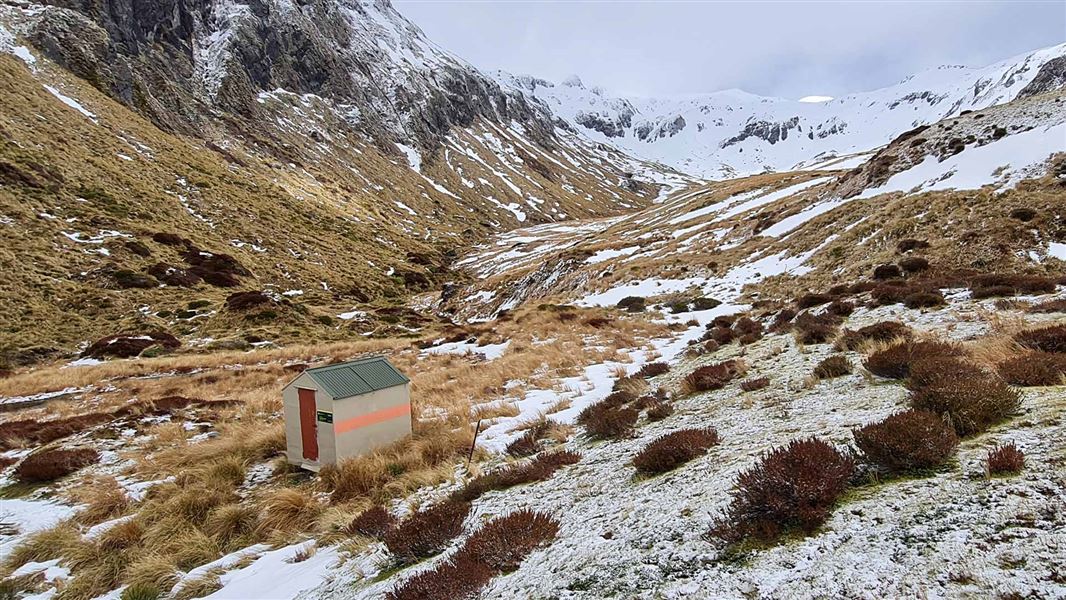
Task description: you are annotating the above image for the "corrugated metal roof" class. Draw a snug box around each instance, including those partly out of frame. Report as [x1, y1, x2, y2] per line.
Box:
[304, 356, 409, 400]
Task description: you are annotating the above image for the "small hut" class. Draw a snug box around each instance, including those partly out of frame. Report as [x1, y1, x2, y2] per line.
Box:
[283, 356, 411, 471]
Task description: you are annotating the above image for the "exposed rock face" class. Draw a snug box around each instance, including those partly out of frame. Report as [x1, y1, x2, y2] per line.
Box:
[721, 117, 800, 147]
[1018, 56, 1066, 99]
[24, 0, 555, 149]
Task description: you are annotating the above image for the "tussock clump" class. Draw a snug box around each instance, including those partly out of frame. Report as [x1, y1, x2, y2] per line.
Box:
[383, 501, 471, 564]
[898, 256, 930, 273]
[813, 355, 851, 379]
[896, 239, 930, 253]
[836, 321, 911, 351]
[873, 264, 903, 280]
[633, 428, 719, 475]
[682, 360, 745, 394]
[709, 438, 854, 544]
[796, 293, 833, 309]
[385, 552, 494, 600]
[645, 402, 674, 421]
[1027, 299, 1066, 313]
[908, 375, 1021, 437]
[346, 506, 396, 539]
[576, 400, 638, 440]
[616, 296, 646, 313]
[636, 362, 670, 378]
[257, 488, 323, 535]
[451, 451, 580, 503]
[459, 509, 560, 572]
[15, 448, 100, 483]
[864, 340, 964, 379]
[770, 308, 796, 332]
[853, 410, 958, 473]
[970, 274, 1056, 299]
[740, 377, 770, 392]
[1014, 324, 1066, 354]
[704, 326, 735, 346]
[987, 443, 1025, 475]
[733, 317, 764, 344]
[204, 504, 259, 550]
[825, 300, 854, 317]
[903, 290, 945, 309]
[997, 352, 1066, 386]
[793, 312, 841, 345]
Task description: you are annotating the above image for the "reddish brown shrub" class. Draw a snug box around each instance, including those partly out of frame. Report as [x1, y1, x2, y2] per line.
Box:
[452, 451, 580, 503]
[385, 552, 494, 600]
[576, 401, 638, 439]
[459, 509, 559, 572]
[796, 293, 833, 309]
[147, 262, 201, 287]
[1027, 299, 1066, 314]
[740, 377, 770, 392]
[970, 274, 1056, 298]
[616, 296, 646, 313]
[633, 428, 719, 475]
[836, 321, 911, 350]
[505, 430, 542, 458]
[602, 389, 636, 406]
[997, 352, 1066, 386]
[15, 448, 100, 483]
[770, 308, 796, 332]
[383, 501, 471, 564]
[903, 290, 945, 309]
[346, 506, 396, 539]
[1008, 207, 1038, 222]
[0, 456, 16, 470]
[899, 256, 930, 273]
[853, 410, 958, 473]
[870, 282, 911, 306]
[906, 357, 986, 391]
[864, 340, 964, 379]
[987, 443, 1025, 475]
[896, 239, 930, 253]
[873, 264, 903, 280]
[709, 438, 854, 544]
[81, 331, 180, 359]
[848, 281, 879, 294]
[793, 312, 841, 344]
[908, 376, 1021, 437]
[712, 315, 737, 329]
[682, 360, 744, 394]
[704, 326, 735, 345]
[825, 300, 855, 317]
[225, 291, 274, 311]
[1014, 324, 1066, 354]
[636, 362, 670, 378]
[584, 316, 612, 328]
[971, 285, 1016, 299]
[645, 402, 674, 421]
[813, 355, 851, 379]
[152, 232, 187, 246]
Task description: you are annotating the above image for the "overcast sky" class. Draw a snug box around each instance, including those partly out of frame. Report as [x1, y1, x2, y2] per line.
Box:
[395, 1, 1066, 99]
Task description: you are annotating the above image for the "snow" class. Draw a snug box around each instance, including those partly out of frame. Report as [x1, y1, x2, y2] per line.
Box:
[395, 143, 422, 173]
[201, 543, 339, 600]
[337, 309, 367, 321]
[64, 357, 105, 368]
[423, 340, 510, 361]
[1048, 242, 1066, 261]
[798, 95, 834, 103]
[859, 122, 1066, 198]
[760, 196, 858, 237]
[0, 499, 78, 556]
[43, 86, 97, 122]
[586, 246, 640, 264]
[393, 201, 417, 216]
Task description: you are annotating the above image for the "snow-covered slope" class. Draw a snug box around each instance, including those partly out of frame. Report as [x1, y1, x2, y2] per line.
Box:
[496, 43, 1066, 178]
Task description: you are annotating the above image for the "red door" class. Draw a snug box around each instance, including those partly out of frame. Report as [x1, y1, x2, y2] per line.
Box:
[298, 388, 318, 461]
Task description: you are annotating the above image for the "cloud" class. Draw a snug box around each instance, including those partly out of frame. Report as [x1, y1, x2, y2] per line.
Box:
[395, 0, 1065, 99]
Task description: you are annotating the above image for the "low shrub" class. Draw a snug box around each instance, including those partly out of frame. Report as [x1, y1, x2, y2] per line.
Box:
[970, 274, 1056, 298]
[15, 448, 100, 483]
[383, 501, 471, 564]
[451, 451, 580, 502]
[693, 297, 722, 311]
[864, 340, 964, 379]
[1014, 324, 1066, 354]
[896, 239, 930, 253]
[813, 355, 851, 379]
[836, 321, 911, 351]
[997, 352, 1066, 386]
[987, 443, 1025, 475]
[853, 410, 958, 473]
[770, 308, 796, 332]
[616, 296, 646, 313]
[796, 293, 833, 309]
[825, 300, 854, 317]
[385, 552, 494, 600]
[709, 438, 854, 544]
[908, 376, 1021, 437]
[576, 400, 638, 440]
[873, 264, 902, 280]
[793, 312, 841, 345]
[704, 326, 735, 345]
[740, 377, 770, 392]
[645, 402, 674, 421]
[1027, 299, 1066, 313]
[459, 509, 559, 572]
[1008, 207, 1037, 222]
[903, 290, 945, 309]
[633, 428, 719, 475]
[711, 315, 737, 328]
[906, 357, 986, 391]
[682, 360, 745, 394]
[898, 256, 930, 273]
[636, 362, 670, 378]
[346, 506, 396, 539]
[869, 282, 911, 306]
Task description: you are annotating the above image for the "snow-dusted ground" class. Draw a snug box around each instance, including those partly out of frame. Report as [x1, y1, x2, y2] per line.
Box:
[305, 292, 1066, 599]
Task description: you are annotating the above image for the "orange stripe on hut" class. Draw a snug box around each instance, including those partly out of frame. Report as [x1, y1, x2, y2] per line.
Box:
[334, 403, 411, 434]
